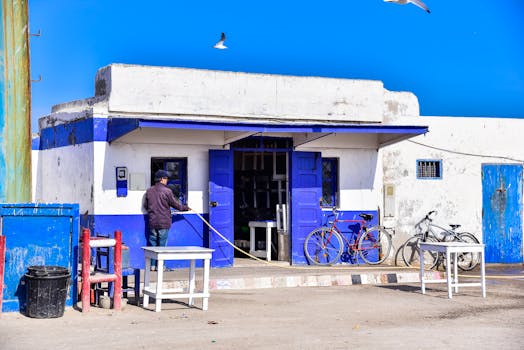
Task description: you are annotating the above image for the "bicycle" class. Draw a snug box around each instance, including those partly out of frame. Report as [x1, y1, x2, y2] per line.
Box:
[401, 210, 480, 271]
[303, 208, 394, 265]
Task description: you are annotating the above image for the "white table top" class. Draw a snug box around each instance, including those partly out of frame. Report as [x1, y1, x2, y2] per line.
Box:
[248, 220, 277, 227]
[142, 246, 215, 254]
[419, 241, 484, 248]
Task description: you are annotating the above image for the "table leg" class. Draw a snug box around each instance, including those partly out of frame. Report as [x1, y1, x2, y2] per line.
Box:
[266, 226, 271, 261]
[250, 226, 255, 254]
[446, 250, 452, 299]
[420, 246, 426, 294]
[188, 259, 196, 307]
[480, 251, 486, 298]
[203, 258, 210, 311]
[143, 257, 151, 307]
[155, 259, 164, 312]
[453, 252, 459, 293]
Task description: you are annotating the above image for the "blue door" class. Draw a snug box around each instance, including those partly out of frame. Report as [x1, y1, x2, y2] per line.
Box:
[209, 150, 234, 267]
[290, 151, 322, 265]
[482, 164, 523, 263]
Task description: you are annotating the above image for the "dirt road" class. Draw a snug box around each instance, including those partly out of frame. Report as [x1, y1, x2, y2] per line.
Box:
[1, 279, 523, 350]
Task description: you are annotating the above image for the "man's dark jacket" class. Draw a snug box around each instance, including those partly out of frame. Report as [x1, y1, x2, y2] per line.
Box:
[144, 183, 188, 229]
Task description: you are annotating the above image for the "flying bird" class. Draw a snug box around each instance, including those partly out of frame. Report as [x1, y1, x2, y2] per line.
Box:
[213, 32, 227, 49]
[384, 0, 430, 13]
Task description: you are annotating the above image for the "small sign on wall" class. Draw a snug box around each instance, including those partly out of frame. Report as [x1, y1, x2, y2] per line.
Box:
[384, 183, 395, 217]
[116, 167, 128, 197]
[129, 173, 146, 191]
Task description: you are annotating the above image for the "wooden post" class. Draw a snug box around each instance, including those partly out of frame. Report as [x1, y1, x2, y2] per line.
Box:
[81, 228, 91, 312]
[113, 230, 122, 310]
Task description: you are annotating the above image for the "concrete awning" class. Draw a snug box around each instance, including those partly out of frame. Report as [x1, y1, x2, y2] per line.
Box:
[107, 118, 428, 149]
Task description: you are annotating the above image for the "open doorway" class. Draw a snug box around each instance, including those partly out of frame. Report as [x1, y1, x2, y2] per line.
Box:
[232, 137, 291, 261]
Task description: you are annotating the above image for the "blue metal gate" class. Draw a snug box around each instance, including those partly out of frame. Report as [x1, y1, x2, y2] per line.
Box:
[482, 164, 523, 263]
[208, 150, 234, 267]
[290, 152, 322, 265]
[1, 203, 79, 312]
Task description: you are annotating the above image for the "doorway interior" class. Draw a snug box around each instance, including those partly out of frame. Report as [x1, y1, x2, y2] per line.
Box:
[232, 136, 291, 261]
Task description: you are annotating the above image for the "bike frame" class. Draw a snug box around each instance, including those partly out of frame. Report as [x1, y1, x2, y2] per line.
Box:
[406, 210, 480, 271]
[326, 211, 371, 252]
[418, 216, 462, 242]
[304, 208, 393, 265]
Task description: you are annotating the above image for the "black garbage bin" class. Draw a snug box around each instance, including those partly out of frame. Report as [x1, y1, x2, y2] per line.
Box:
[24, 265, 70, 318]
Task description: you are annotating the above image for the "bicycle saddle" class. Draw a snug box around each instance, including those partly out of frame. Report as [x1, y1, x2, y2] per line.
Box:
[359, 213, 373, 221]
[449, 224, 461, 230]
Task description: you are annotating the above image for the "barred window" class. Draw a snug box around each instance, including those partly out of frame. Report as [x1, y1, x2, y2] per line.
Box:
[417, 160, 442, 179]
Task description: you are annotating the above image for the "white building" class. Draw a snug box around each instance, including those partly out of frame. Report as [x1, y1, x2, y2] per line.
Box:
[380, 115, 524, 264]
[43, 63, 518, 269]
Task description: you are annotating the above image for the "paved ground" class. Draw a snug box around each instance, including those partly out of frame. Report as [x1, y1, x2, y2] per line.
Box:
[1, 262, 523, 350]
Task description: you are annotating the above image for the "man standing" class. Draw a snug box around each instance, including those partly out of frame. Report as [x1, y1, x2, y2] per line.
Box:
[144, 169, 189, 270]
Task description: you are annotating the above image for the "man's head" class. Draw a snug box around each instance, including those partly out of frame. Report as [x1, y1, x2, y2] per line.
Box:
[154, 170, 169, 183]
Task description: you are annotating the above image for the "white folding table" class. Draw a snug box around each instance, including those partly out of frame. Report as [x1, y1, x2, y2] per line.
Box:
[419, 241, 486, 299]
[142, 246, 214, 312]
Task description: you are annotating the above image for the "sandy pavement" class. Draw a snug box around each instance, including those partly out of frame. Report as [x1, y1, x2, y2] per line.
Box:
[1, 278, 523, 350]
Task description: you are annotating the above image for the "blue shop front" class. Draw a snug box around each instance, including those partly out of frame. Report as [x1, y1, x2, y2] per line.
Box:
[33, 64, 428, 270]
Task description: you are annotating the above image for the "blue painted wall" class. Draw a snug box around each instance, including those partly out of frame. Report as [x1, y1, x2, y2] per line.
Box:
[82, 213, 209, 269]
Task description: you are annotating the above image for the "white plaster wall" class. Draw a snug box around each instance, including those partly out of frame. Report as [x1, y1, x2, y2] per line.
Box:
[99, 64, 385, 123]
[93, 141, 211, 215]
[381, 116, 524, 244]
[31, 148, 38, 202]
[321, 149, 381, 211]
[383, 90, 420, 121]
[35, 64, 427, 225]
[34, 143, 94, 213]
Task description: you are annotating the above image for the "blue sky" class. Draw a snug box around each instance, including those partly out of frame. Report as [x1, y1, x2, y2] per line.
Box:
[29, 1, 524, 131]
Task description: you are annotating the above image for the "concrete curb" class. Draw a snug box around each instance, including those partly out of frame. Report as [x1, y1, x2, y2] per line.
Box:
[151, 270, 446, 292]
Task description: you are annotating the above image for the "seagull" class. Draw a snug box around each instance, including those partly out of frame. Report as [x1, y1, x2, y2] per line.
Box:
[213, 32, 227, 49]
[384, 0, 431, 13]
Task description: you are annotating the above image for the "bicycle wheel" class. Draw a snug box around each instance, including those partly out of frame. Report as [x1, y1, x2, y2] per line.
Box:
[456, 232, 481, 271]
[401, 234, 439, 269]
[304, 227, 343, 265]
[357, 227, 392, 265]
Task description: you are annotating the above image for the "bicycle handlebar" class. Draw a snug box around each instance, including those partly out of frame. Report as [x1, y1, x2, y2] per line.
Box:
[414, 210, 437, 229]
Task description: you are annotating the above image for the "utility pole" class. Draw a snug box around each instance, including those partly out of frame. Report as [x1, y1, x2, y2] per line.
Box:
[0, 0, 32, 202]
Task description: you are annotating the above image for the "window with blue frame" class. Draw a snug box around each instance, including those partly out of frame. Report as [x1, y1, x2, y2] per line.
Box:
[322, 158, 339, 207]
[417, 159, 442, 179]
[151, 157, 188, 204]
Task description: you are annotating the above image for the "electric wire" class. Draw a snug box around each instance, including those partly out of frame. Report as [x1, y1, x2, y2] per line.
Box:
[408, 139, 524, 163]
